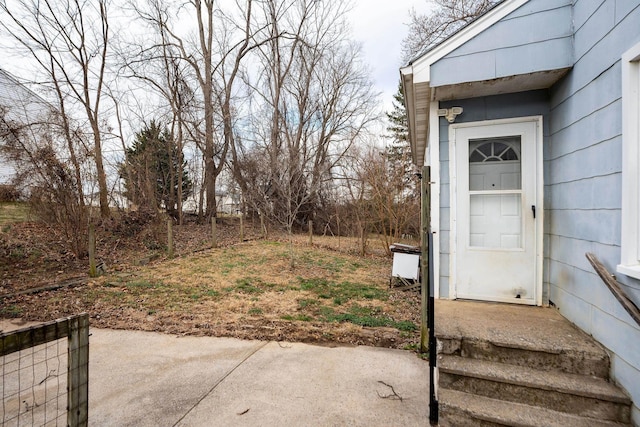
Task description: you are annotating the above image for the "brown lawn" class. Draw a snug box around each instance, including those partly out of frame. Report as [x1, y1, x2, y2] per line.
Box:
[1, 223, 421, 349]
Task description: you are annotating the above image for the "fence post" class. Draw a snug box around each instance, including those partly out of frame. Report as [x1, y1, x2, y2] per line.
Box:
[308, 220, 313, 245]
[68, 314, 89, 427]
[240, 215, 244, 242]
[211, 217, 217, 248]
[88, 223, 96, 278]
[167, 219, 174, 258]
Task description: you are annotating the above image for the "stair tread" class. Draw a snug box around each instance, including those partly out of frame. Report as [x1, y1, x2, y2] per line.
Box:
[439, 389, 630, 427]
[436, 333, 608, 357]
[439, 355, 631, 404]
[435, 300, 609, 358]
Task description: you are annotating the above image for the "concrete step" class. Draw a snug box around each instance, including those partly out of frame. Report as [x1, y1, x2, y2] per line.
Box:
[435, 300, 612, 378]
[438, 336, 610, 378]
[439, 355, 631, 423]
[438, 389, 631, 427]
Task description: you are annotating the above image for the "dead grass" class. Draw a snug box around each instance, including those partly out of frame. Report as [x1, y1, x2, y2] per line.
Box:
[0, 202, 31, 228]
[1, 238, 421, 349]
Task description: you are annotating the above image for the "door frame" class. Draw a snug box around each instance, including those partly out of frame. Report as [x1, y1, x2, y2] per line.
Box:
[448, 116, 544, 306]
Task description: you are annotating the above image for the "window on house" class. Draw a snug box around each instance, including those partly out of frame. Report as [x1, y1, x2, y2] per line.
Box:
[469, 138, 520, 163]
[618, 42, 640, 280]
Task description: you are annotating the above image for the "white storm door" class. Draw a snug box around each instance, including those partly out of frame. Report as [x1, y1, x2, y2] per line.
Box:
[453, 120, 540, 305]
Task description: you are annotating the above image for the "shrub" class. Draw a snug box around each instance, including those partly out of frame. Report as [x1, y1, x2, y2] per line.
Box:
[0, 185, 21, 202]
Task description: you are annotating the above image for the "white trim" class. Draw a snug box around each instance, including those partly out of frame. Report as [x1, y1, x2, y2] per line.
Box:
[404, 0, 529, 84]
[449, 116, 544, 305]
[618, 41, 640, 280]
[429, 101, 441, 299]
[535, 118, 544, 306]
[449, 124, 458, 300]
[618, 265, 640, 281]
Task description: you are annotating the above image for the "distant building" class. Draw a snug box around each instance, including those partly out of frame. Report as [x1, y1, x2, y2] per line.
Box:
[216, 191, 242, 215]
[0, 68, 52, 190]
[179, 191, 241, 216]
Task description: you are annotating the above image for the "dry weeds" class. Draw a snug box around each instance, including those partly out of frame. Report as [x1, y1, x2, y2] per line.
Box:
[2, 237, 421, 349]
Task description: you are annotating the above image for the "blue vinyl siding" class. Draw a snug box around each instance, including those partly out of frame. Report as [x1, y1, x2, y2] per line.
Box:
[438, 119, 451, 298]
[430, 0, 573, 88]
[546, 0, 640, 320]
[546, 0, 640, 421]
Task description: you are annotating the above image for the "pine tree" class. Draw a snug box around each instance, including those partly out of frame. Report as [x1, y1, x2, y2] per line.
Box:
[119, 120, 192, 216]
[386, 80, 408, 145]
[384, 80, 416, 198]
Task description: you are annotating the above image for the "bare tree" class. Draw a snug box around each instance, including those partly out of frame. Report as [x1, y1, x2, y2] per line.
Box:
[336, 150, 373, 256]
[120, 2, 197, 223]
[402, 0, 497, 62]
[0, 0, 113, 218]
[361, 148, 419, 253]
[334, 143, 419, 256]
[1, 106, 90, 257]
[130, 0, 272, 221]
[232, 0, 380, 247]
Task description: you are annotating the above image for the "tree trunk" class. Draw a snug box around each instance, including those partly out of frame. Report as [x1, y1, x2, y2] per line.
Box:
[177, 121, 184, 225]
[92, 127, 110, 218]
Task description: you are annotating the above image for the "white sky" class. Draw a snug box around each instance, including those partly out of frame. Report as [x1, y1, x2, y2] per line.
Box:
[348, 0, 424, 112]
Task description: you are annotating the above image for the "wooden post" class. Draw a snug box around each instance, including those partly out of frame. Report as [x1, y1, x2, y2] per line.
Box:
[88, 223, 96, 278]
[420, 166, 430, 353]
[308, 220, 313, 245]
[211, 217, 217, 248]
[67, 314, 89, 427]
[239, 215, 244, 242]
[167, 219, 174, 258]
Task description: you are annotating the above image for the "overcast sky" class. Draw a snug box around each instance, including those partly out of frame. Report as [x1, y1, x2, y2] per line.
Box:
[1, 0, 426, 128]
[348, 0, 424, 111]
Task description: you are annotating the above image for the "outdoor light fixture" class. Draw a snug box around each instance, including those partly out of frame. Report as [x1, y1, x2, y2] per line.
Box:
[437, 107, 463, 123]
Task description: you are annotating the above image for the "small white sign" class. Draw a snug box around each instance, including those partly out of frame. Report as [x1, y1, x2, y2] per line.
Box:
[391, 252, 420, 280]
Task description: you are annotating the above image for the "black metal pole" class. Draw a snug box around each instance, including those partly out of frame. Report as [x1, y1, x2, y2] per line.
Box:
[421, 166, 438, 424]
[420, 167, 429, 352]
[428, 230, 438, 425]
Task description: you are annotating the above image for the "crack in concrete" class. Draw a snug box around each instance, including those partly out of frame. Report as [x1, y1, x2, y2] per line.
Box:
[172, 340, 269, 426]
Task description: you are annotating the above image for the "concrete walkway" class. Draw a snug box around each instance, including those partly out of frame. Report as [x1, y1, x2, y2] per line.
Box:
[84, 329, 428, 426]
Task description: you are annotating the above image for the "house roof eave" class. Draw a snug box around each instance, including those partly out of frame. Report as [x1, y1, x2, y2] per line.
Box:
[431, 68, 572, 101]
[401, 70, 430, 167]
[406, 0, 529, 84]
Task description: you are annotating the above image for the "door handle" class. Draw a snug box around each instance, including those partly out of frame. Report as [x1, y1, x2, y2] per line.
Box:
[531, 205, 536, 219]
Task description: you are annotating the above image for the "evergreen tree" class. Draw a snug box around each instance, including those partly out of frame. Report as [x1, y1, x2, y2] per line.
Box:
[119, 120, 192, 216]
[385, 80, 416, 198]
[386, 80, 409, 145]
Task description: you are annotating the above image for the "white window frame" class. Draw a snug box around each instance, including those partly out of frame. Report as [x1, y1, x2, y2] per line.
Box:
[618, 42, 640, 280]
